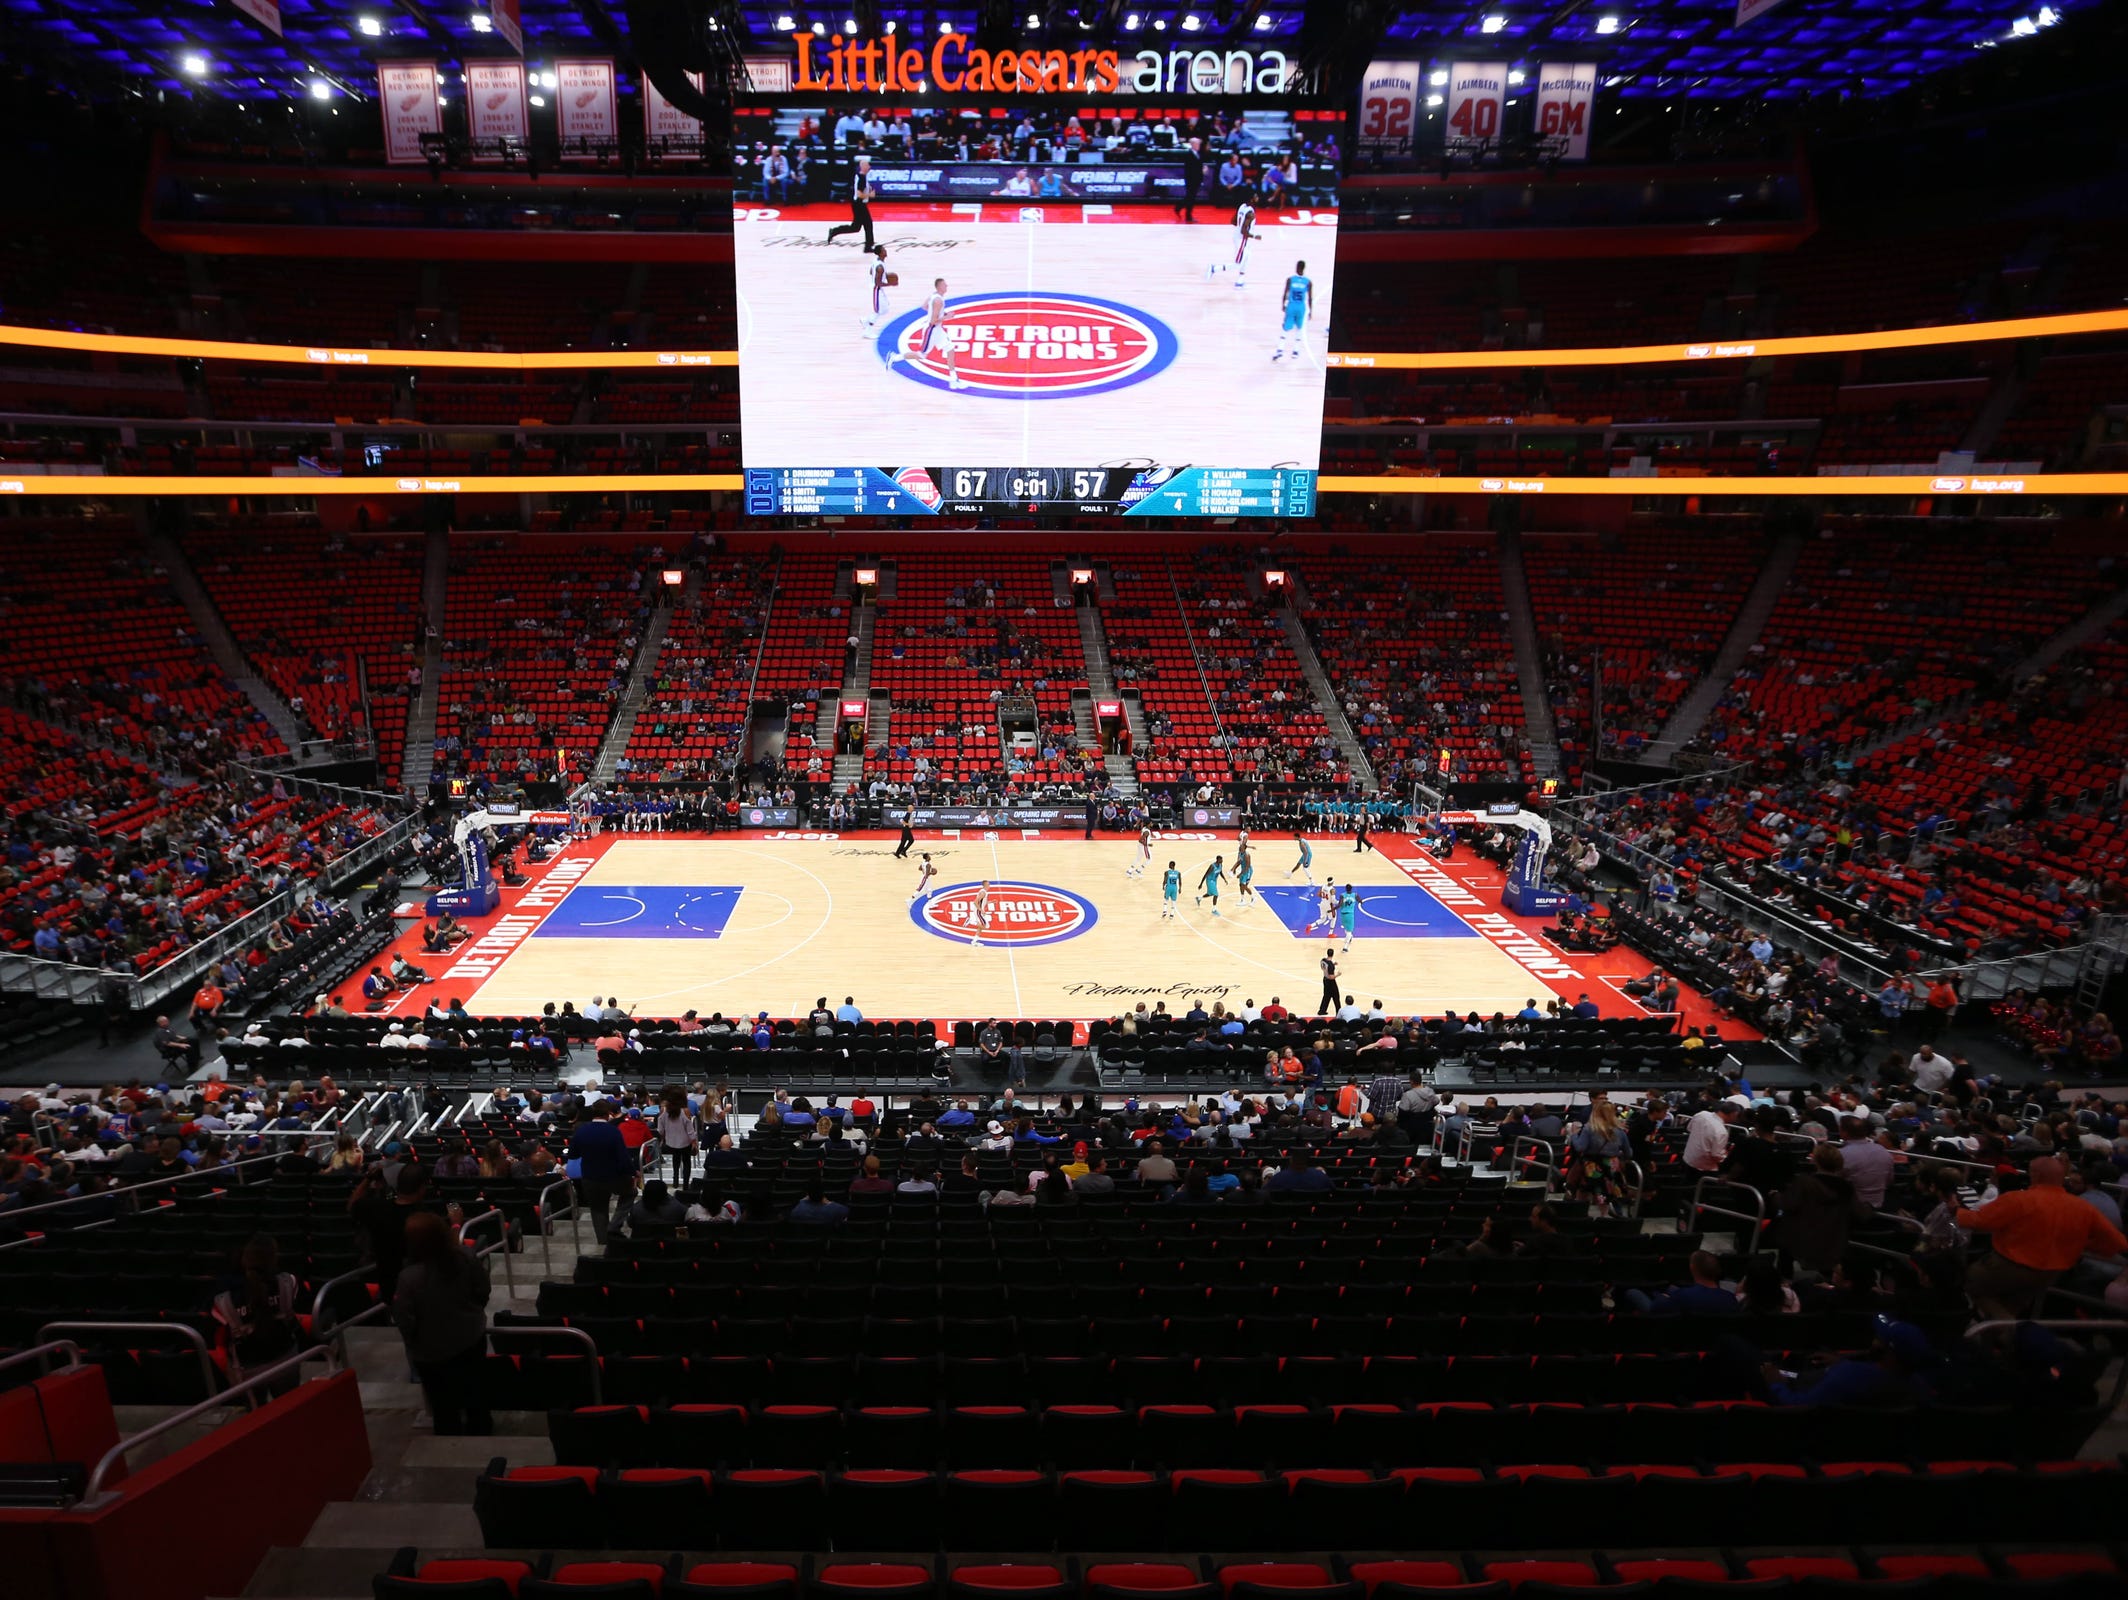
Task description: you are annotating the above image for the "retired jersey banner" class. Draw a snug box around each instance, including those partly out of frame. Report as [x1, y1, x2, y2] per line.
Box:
[555, 59, 618, 154]
[377, 61, 441, 165]
[1446, 61, 1507, 158]
[466, 60, 529, 162]
[226, 0, 282, 36]
[1356, 60, 1423, 161]
[1533, 61, 1597, 161]
[489, 0, 523, 52]
[644, 71, 706, 149]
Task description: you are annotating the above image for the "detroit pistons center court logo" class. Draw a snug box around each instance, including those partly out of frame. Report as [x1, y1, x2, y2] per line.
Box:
[877, 292, 1179, 399]
[913, 881, 1099, 946]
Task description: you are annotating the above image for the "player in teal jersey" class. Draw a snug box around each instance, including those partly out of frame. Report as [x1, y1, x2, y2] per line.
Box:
[1273, 259, 1314, 363]
[1161, 861, 1182, 920]
[1196, 855, 1226, 917]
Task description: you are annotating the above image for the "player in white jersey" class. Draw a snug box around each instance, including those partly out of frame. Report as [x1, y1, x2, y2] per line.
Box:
[967, 880, 994, 945]
[1308, 876, 1338, 933]
[1128, 824, 1153, 877]
[1207, 200, 1255, 286]
[910, 852, 938, 902]
[886, 277, 966, 389]
[861, 245, 895, 336]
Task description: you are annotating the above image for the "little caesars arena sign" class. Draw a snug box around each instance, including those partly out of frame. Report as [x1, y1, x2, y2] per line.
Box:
[791, 32, 1303, 95]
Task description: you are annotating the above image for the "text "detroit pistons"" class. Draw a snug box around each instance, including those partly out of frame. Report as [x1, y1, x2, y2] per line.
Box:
[935, 323, 1125, 359]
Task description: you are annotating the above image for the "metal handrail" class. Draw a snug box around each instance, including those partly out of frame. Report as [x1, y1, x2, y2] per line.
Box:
[38, 1320, 218, 1399]
[80, 1334, 349, 1502]
[0, 1142, 329, 1232]
[0, 1339, 85, 1384]
[1688, 1175, 1768, 1256]
[457, 1207, 516, 1294]
[486, 1323, 602, 1404]
[308, 1264, 378, 1339]
[1508, 1135, 1557, 1191]
[1965, 1318, 2128, 1412]
[1454, 1119, 1500, 1167]
[536, 1177, 580, 1276]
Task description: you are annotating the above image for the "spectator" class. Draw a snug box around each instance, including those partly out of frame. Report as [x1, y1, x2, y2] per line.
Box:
[391, 1210, 494, 1436]
[1773, 1143, 1866, 1276]
[1955, 1155, 2128, 1318]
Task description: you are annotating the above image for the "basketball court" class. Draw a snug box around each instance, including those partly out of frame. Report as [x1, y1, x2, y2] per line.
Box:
[388, 830, 1667, 1030]
[733, 202, 1337, 467]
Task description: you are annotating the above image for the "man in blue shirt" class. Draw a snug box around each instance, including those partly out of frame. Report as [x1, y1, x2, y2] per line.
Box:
[1571, 994, 1602, 1019]
[1619, 1251, 1738, 1315]
[938, 1100, 976, 1129]
[568, 1102, 633, 1246]
[789, 1183, 849, 1224]
[1265, 1150, 1332, 1193]
[835, 996, 864, 1023]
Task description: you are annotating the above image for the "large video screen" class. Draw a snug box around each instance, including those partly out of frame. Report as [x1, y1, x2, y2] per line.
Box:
[734, 106, 1338, 516]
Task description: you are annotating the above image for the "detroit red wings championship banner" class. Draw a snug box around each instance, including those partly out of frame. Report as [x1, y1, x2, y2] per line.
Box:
[1356, 60, 1423, 161]
[1445, 60, 1507, 159]
[466, 60, 529, 162]
[554, 59, 618, 155]
[377, 61, 442, 165]
[643, 71, 706, 149]
[1533, 61, 1597, 161]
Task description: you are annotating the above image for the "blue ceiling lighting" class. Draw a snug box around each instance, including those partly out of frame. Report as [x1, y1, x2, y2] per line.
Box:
[2, 0, 2084, 104]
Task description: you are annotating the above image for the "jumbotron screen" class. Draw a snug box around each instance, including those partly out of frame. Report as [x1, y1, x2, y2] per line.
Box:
[735, 98, 1338, 517]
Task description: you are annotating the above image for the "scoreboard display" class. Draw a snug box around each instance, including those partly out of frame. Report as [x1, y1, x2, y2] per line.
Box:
[744, 465, 1316, 517]
[731, 94, 1339, 520]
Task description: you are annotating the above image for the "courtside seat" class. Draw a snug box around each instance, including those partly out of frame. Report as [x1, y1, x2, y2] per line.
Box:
[830, 1470, 941, 1548]
[551, 1406, 655, 1468]
[377, 1552, 544, 1599]
[1085, 1563, 1220, 1600]
[1342, 1559, 1507, 1600]
[523, 1562, 672, 1599]
[946, 1562, 1077, 1600]
[599, 1469, 712, 1548]
[811, 1562, 937, 1600]
[1217, 1561, 1363, 1600]
[668, 1563, 803, 1600]
[475, 1463, 600, 1548]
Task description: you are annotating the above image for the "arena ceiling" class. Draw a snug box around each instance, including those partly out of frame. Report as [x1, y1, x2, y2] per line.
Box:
[2, 0, 2083, 106]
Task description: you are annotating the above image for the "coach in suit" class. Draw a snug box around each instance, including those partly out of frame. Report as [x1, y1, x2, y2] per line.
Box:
[827, 155, 876, 250]
[1174, 138, 1204, 222]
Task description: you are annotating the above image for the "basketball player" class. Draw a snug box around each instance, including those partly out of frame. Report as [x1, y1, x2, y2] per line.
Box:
[1288, 832, 1315, 884]
[1318, 947, 1340, 1016]
[911, 851, 938, 902]
[1308, 876, 1337, 934]
[1236, 850, 1256, 906]
[861, 244, 895, 336]
[1128, 823, 1153, 878]
[1161, 860, 1182, 919]
[967, 880, 994, 946]
[1272, 259, 1314, 363]
[1337, 884, 1360, 951]
[886, 278, 966, 389]
[827, 154, 876, 250]
[1195, 855, 1225, 917]
[1208, 197, 1255, 286]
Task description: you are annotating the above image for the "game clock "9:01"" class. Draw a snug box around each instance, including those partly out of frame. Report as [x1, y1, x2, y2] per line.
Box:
[741, 465, 1317, 517]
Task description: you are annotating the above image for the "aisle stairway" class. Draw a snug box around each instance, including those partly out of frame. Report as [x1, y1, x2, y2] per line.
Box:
[1277, 579, 1377, 794]
[1495, 530, 1562, 782]
[828, 606, 877, 791]
[1075, 605, 1139, 796]
[590, 569, 698, 785]
[149, 529, 309, 754]
[1639, 526, 1805, 767]
[398, 530, 450, 796]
